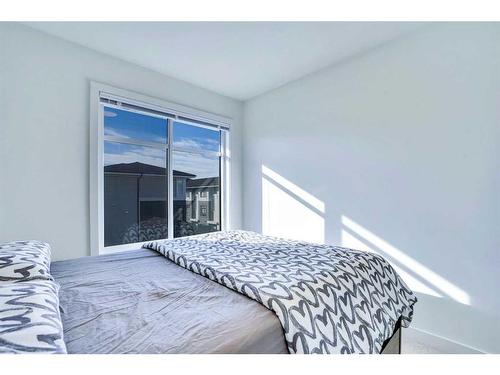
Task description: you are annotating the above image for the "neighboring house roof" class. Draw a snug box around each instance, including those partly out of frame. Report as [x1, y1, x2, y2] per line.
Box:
[174, 170, 197, 178]
[104, 162, 196, 178]
[187, 177, 219, 189]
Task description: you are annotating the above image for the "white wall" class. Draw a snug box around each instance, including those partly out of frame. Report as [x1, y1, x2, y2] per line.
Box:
[0, 23, 244, 260]
[243, 23, 500, 353]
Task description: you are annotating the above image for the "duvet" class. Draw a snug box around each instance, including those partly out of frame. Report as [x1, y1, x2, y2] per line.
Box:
[144, 230, 417, 354]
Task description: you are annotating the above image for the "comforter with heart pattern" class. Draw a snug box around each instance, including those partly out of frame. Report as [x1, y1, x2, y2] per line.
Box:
[144, 230, 417, 354]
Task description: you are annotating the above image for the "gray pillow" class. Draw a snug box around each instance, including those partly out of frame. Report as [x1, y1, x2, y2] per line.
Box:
[0, 241, 53, 282]
[0, 279, 67, 353]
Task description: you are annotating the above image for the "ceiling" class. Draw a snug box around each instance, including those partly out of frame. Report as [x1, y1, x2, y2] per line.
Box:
[25, 22, 422, 101]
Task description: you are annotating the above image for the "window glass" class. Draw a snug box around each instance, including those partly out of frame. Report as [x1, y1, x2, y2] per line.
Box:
[101, 102, 226, 249]
[104, 141, 167, 246]
[172, 150, 220, 238]
[173, 121, 220, 152]
[104, 106, 167, 144]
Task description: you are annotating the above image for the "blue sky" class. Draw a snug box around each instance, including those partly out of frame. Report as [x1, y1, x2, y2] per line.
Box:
[104, 107, 220, 178]
[104, 107, 167, 143]
[172, 121, 220, 152]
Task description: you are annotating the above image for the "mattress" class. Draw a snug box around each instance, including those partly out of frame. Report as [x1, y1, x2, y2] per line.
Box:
[51, 249, 288, 354]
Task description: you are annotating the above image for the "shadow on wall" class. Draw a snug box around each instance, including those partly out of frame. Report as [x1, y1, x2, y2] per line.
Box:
[260, 164, 470, 307]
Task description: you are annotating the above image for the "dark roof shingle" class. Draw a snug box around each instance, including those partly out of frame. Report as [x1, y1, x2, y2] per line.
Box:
[104, 162, 196, 178]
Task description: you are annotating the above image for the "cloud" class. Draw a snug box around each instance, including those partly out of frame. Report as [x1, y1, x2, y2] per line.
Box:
[104, 128, 127, 137]
[103, 139, 220, 179]
[104, 144, 165, 168]
[104, 127, 166, 144]
[174, 136, 219, 152]
[173, 151, 219, 179]
[104, 110, 117, 118]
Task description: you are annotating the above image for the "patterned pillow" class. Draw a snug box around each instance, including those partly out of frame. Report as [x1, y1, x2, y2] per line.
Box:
[0, 280, 67, 353]
[0, 241, 53, 282]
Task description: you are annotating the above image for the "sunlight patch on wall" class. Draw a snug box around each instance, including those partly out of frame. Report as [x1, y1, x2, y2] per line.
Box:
[341, 215, 471, 305]
[262, 166, 325, 213]
[341, 229, 442, 298]
[262, 165, 325, 244]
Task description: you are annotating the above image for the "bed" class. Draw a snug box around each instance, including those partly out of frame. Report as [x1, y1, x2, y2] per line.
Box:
[50, 231, 415, 354]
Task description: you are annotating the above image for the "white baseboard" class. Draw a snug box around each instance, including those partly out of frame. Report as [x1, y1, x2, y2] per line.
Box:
[402, 327, 484, 354]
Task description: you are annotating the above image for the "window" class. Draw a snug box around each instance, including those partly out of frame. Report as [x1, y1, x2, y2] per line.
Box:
[190, 194, 197, 220]
[103, 140, 168, 246]
[174, 179, 184, 200]
[209, 194, 215, 221]
[91, 83, 230, 254]
[172, 121, 221, 237]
